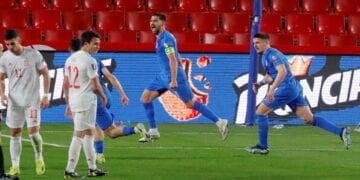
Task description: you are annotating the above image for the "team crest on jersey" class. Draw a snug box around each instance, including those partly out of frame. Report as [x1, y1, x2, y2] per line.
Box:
[272, 55, 278, 60]
[164, 43, 169, 48]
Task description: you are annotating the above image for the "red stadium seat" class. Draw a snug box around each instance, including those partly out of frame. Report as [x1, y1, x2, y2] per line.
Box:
[139, 31, 156, 44]
[222, 13, 250, 33]
[43, 30, 74, 41]
[17, 29, 42, 43]
[63, 11, 93, 31]
[75, 30, 104, 39]
[296, 34, 326, 46]
[209, 0, 237, 12]
[127, 12, 152, 31]
[317, 14, 345, 34]
[172, 32, 200, 44]
[164, 12, 188, 32]
[96, 11, 125, 31]
[348, 15, 360, 35]
[285, 14, 314, 34]
[302, 0, 331, 14]
[1, 9, 30, 29]
[203, 33, 232, 44]
[107, 30, 137, 43]
[114, 0, 145, 11]
[260, 14, 282, 33]
[32, 10, 62, 30]
[334, 0, 360, 14]
[19, 0, 48, 10]
[147, 0, 175, 12]
[269, 33, 294, 46]
[233, 33, 250, 45]
[178, 0, 206, 12]
[328, 34, 357, 47]
[238, 0, 268, 13]
[52, 0, 81, 11]
[83, 0, 112, 11]
[0, 0, 17, 9]
[270, 0, 299, 14]
[190, 13, 219, 33]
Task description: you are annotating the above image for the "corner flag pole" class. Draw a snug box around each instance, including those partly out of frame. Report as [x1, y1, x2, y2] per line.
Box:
[245, 0, 262, 125]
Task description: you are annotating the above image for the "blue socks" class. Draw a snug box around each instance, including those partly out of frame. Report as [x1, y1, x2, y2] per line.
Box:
[123, 127, 135, 136]
[193, 101, 219, 123]
[257, 115, 269, 149]
[143, 102, 156, 128]
[313, 116, 342, 136]
[94, 140, 104, 154]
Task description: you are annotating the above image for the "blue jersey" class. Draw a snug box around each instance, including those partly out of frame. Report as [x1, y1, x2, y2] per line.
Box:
[96, 59, 111, 109]
[156, 30, 186, 82]
[261, 48, 298, 87]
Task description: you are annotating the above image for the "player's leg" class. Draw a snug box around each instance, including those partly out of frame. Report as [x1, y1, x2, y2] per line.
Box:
[141, 89, 161, 139]
[296, 106, 351, 149]
[94, 126, 105, 164]
[175, 82, 229, 140]
[26, 107, 45, 175]
[6, 106, 25, 176]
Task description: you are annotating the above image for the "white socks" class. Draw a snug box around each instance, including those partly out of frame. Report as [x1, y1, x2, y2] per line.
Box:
[66, 136, 82, 172]
[83, 135, 96, 170]
[10, 136, 22, 168]
[29, 132, 43, 160]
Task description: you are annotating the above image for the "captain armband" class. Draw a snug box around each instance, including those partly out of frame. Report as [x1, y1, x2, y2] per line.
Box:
[165, 46, 175, 55]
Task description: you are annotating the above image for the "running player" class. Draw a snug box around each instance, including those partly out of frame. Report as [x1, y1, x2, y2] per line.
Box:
[63, 31, 107, 178]
[140, 13, 229, 141]
[246, 32, 351, 155]
[68, 38, 149, 164]
[0, 29, 49, 176]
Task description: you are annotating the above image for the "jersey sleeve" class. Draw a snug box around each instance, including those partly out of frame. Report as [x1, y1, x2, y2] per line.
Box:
[269, 51, 285, 67]
[87, 59, 98, 79]
[0, 55, 6, 73]
[35, 50, 47, 70]
[163, 34, 176, 56]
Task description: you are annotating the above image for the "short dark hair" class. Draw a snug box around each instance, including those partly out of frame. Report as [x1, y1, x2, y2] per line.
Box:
[152, 12, 166, 21]
[4, 29, 19, 40]
[80, 30, 100, 46]
[70, 38, 81, 52]
[254, 32, 270, 40]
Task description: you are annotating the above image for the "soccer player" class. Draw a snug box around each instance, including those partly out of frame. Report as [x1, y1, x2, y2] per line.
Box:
[246, 33, 351, 155]
[140, 12, 229, 141]
[68, 38, 149, 164]
[63, 31, 107, 178]
[0, 43, 19, 180]
[0, 29, 49, 176]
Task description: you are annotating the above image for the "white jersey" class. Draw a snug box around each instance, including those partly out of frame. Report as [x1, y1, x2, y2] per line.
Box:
[65, 50, 98, 112]
[0, 47, 46, 107]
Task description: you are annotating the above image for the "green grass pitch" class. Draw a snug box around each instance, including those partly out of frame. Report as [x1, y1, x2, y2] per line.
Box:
[1, 123, 359, 180]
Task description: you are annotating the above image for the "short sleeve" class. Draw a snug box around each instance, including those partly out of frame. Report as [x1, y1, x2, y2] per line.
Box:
[87, 59, 98, 79]
[163, 34, 176, 55]
[269, 51, 285, 67]
[35, 50, 47, 70]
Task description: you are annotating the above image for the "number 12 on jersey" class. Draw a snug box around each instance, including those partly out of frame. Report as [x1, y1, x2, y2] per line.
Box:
[67, 66, 80, 89]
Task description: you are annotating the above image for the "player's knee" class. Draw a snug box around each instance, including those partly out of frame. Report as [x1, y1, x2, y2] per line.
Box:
[140, 96, 150, 104]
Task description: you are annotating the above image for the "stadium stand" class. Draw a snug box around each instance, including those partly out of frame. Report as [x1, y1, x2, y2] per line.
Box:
[285, 14, 314, 34]
[147, 0, 175, 12]
[222, 13, 250, 33]
[83, 0, 112, 11]
[190, 12, 219, 33]
[302, 0, 332, 14]
[19, 0, 49, 10]
[209, 0, 237, 12]
[1, 9, 30, 29]
[96, 11, 126, 31]
[178, 0, 207, 12]
[52, 0, 82, 11]
[32, 10, 62, 30]
[0, 0, 17, 10]
[270, 0, 299, 14]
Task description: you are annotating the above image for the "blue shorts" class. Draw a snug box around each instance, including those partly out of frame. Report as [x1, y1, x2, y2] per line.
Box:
[262, 85, 308, 112]
[146, 75, 194, 103]
[96, 106, 114, 131]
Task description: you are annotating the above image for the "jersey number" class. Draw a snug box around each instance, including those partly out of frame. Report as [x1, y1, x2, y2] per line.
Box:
[67, 66, 80, 89]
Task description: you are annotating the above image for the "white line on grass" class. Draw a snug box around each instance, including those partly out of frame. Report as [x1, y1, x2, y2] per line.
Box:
[2, 135, 68, 148]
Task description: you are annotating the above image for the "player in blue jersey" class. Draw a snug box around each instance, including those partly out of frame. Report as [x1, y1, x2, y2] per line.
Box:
[68, 39, 149, 164]
[140, 12, 229, 142]
[246, 33, 351, 155]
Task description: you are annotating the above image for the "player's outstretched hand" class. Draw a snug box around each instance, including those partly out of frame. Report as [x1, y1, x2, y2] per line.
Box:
[65, 105, 73, 119]
[121, 96, 129, 106]
[1, 95, 7, 106]
[40, 96, 50, 108]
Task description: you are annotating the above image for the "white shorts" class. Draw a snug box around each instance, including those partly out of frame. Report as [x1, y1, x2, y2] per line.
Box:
[73, 103, 96, 131]
[6, 105, 41, 129]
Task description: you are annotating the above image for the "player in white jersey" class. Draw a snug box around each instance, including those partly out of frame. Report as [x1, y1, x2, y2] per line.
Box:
[0, 43, 19, 180]
[0, 29, 50, 176]
[63, 31, 107, 178]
